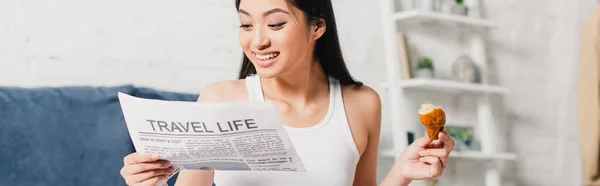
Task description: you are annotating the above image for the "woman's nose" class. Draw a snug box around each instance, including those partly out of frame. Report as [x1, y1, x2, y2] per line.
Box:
[251, 28, 270, 50]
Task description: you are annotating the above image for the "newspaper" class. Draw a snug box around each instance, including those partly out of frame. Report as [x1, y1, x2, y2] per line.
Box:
[117, 92, 305, 185]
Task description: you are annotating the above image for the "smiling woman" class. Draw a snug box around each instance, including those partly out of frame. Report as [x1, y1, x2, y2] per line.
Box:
[118, 0, 454, 186]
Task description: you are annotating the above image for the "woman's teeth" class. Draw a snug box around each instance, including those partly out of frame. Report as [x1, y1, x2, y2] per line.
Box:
[256, 52, 279, 60]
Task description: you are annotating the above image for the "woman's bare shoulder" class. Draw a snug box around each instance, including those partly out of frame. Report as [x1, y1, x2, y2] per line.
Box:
[197, 79, 249, 102]
[340, 84, 382, 155]
[341, 84, 381, 116]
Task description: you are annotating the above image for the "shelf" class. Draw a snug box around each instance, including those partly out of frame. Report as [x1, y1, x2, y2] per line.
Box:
[382, 149, 516, 161]
[393, 10, 496, 29]
[449, 151, 517, 160]
[382, 78, 509, 95]
[446, 120, 478, 126]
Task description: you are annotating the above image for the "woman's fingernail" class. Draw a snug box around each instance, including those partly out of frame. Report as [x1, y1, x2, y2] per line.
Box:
[419, 150, 426, 155]
[151, 154, 160, 160]
[164, 161, 170, 167]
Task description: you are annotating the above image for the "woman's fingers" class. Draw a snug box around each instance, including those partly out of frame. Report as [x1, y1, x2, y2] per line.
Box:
[443, 135, 455, 152]
[420, 149, 448, 157]
[428, 140, 444, 149]
[420, 149, 449, 168]
[427, 129, 455, 150]
[438, 128, 449, 141]
[419, 156, 444, 177]
[428, 128, 449, 148]
[123, 160, 171, 175]
[127, 167, 174, 185]
[120, 153, 174, 186]
[412, 136, 434, 148]
[124, 153, 161, 165]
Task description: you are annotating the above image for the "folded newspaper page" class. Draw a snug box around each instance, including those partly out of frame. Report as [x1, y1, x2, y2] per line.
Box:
[118, 92, 305, 185]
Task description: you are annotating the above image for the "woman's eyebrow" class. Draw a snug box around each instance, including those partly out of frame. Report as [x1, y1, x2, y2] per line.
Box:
[238, 9, 250, 16]
[263, 8, 290, 16]
[238, 8, 290, 17]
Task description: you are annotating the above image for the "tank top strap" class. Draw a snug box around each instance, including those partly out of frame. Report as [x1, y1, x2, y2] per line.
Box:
[330, 78, 361, 158]
[245, 74, 265, 102]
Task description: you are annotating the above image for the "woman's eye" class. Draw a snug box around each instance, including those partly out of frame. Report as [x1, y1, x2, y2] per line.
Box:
[268, 22, 286, 29]
[240, 24, 252, 29]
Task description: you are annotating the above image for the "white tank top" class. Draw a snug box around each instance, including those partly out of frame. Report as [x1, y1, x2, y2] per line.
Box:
[212, 74, 360, 186]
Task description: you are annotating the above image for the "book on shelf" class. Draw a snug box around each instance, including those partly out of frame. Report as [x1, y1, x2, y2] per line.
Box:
[397, 32, 412, 79]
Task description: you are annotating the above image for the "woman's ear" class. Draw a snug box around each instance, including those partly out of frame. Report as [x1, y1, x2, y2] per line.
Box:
[311, 18, 326, 41]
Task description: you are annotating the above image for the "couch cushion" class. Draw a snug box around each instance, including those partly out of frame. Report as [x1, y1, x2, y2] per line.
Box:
[0, 85, 198, 186]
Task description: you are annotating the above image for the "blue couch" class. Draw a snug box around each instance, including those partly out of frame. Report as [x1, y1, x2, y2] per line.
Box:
[0, 85, 200, 186]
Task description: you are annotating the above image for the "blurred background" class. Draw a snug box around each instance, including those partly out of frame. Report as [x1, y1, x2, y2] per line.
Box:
[0, 0, 595, 186]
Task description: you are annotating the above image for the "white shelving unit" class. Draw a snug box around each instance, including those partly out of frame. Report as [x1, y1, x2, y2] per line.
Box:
[378, 1, 515, 186]
[382, 149, 517, 161]
[393, 10, 497, 28]
[381, 78, 509, 95]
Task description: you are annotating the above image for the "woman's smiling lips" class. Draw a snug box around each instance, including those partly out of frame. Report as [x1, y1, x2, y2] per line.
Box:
[253, 51, 280, 68]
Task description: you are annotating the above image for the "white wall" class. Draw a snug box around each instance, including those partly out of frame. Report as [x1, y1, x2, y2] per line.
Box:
[491, 0, 583, 185]
[0, 0, 241, 92]
[0, 0, 384, 94]
[0, 0, 586, 185]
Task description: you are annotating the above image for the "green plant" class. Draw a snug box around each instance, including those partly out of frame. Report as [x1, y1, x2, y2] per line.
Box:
[417, 57, 434, 70]
[456, 0, 464, 4]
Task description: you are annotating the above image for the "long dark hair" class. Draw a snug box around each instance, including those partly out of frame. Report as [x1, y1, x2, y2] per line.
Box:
[235, 0, 362, 86]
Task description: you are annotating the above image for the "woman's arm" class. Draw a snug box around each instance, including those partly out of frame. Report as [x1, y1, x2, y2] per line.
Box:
[344, 86, 406, 186]
[350, 86, 382, 186]
[349, 86, 451, 186]
[379, 165, 411, 186]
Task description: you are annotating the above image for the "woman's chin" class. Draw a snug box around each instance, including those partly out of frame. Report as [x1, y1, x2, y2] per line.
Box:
[254, 68, 283, 79]
[255, 70, 278, 79]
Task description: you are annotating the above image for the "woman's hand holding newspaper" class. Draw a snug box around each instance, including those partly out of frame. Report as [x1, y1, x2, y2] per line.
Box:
[120, 153, 175, 186]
